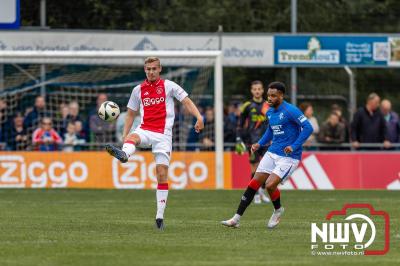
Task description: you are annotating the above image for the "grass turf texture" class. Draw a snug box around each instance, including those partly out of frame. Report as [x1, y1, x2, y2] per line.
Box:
[0, 189, 399, 266]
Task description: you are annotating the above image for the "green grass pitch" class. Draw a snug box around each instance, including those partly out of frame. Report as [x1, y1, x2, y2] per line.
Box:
[0, 189, 399, 266]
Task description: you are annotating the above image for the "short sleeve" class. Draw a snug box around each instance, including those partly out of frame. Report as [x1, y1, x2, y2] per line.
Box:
[127, 85, 141, 111]
[166, 80, 188, 102]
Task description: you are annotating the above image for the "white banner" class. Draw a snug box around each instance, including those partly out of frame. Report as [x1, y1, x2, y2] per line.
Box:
[0, 31, 273, 66]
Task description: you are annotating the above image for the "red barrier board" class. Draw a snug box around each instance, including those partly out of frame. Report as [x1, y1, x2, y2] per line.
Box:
[231, 152, 400, 190]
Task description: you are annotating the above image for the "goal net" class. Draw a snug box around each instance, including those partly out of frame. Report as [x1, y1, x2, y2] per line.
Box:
[0, 51, 224, 188]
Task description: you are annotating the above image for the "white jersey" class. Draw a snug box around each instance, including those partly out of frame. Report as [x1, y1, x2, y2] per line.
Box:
[127, 78, 188, 136]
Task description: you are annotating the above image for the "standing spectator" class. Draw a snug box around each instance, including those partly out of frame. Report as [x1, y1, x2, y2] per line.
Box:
[0, 99, 10, 131]
[299, 102, 319, 147]
[331, 104, 350, 142]
[199, 107, 215, 150]
[60, 103, 70, 120]
[380, 99, 400, 144]
[351, 93, 390, 149]
[74, 121, 87, 143]
[116, 110, 140, 143]
[186, 105, 204, 151]
[62, 101, 84, 136]
[224, 103, 240, 146]
[32, 117, 63, 151]
[89, 94, 116, 145]
[5, 112, 29, 150]
[63, 121, 85, 152]
[24, 96, 49, 130]
[318, 112, 346, 149]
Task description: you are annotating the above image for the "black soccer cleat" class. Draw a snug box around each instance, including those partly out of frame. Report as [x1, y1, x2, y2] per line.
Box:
[105, 144, 128, 163]
[155, 218, 165, 231]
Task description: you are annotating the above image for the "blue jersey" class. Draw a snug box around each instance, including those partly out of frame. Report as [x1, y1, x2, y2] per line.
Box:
[257, 101, 313, 160]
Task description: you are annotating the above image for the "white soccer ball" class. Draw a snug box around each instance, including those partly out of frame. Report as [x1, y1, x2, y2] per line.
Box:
[98, 101, 120, 122]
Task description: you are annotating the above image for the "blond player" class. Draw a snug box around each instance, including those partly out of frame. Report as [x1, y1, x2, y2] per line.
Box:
[105, 57, 204, 230]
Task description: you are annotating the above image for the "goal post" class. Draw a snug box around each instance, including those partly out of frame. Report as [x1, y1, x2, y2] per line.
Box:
[0, 50, 225, 189]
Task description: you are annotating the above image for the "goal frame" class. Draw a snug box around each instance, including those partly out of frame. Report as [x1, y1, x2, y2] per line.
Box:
[0, 50, 225, 189]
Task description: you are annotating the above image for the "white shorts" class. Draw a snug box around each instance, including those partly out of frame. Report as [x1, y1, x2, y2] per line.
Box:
[256, 151, 300, 183]
[133, 127, 172, 165]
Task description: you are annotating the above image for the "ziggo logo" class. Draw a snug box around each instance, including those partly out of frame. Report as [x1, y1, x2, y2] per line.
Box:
[143, 97, 165, 106]
[112, 155, 208, 189]
[0, 155, 88, 188]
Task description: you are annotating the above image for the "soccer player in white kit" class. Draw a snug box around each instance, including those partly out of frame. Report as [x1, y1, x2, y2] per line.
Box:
[105, 57, 204, 230]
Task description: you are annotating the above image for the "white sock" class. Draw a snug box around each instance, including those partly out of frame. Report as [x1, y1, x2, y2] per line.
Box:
[156, 183, 169, 219]
[233, 214, 241, 222]
[122, 142, 136, 157]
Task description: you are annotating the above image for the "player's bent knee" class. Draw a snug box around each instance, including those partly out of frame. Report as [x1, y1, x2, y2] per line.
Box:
[126, 133, 141, 145]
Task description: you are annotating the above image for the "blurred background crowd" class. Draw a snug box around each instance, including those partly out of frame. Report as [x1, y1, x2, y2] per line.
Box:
[1, 90, 398, 152]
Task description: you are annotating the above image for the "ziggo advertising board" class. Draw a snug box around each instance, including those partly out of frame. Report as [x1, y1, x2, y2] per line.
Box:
[1, 152, 399, 189]
[0, 152, 231, 189]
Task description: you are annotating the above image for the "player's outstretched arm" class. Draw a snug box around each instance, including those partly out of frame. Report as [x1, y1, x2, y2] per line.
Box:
[181, 97, 204, 133]
[122, 108, 138, 141]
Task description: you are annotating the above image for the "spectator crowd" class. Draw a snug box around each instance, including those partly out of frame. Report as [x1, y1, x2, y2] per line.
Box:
[0, 92, 399, 152]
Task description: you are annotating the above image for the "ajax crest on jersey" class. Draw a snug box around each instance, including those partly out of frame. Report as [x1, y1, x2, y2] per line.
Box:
[98, 101, 120, 122]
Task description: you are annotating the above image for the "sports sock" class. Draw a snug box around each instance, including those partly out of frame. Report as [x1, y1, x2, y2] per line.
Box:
[156, 183, 169, 219]
[236, 179, 261, 216]
[122, 140, 136, 157]
[269, 188, 281, 210]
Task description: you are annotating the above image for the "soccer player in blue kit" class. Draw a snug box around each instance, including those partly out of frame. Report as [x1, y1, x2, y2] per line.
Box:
[221, 81, 313, 229]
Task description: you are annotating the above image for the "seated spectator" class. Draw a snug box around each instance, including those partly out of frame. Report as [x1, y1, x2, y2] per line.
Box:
[380, 99, 400, 144]
[32, 117, 63, 151]
[351, 93, 390, 150]
[299, 102, 319, 147]
[89, 94, 116, 144]
[24, 96, 49, 131]
[318, 112, 346, 149]
[199, 107, 215, 150]
[5, 112, 29, 151]
[63, 121, 85, 152]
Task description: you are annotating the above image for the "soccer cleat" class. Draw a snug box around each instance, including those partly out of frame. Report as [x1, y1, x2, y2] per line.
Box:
[254, 194, 261, 204]
[221, 218, 240, 228]
[105, 144, 128, 163]
[155, 218, 165, 230]
[267, 207, 284, 229]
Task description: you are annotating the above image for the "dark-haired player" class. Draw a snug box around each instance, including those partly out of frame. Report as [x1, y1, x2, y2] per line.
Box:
[235, 80, 270, 204]
[222, 81, 313, 229]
